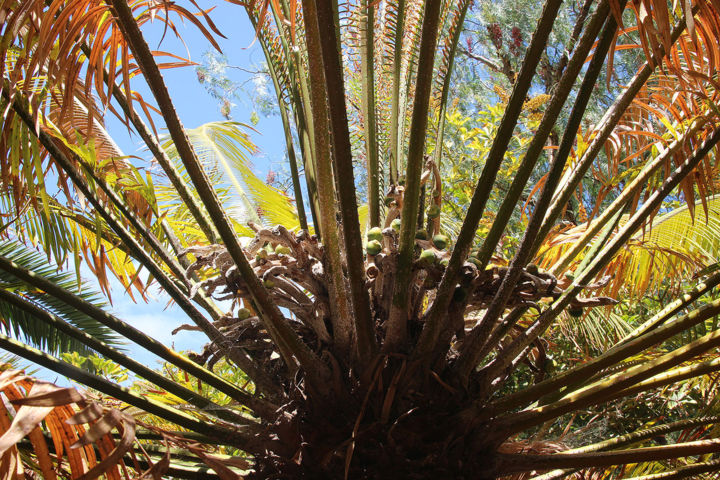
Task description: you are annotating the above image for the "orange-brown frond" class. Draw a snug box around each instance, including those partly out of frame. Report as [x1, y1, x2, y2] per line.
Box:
[1, 0, 223, 128]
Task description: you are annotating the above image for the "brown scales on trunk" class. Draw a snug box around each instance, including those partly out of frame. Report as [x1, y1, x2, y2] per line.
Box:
[181, 215, 616, 479]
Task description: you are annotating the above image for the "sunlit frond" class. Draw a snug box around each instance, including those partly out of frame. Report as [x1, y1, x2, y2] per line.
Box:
[159, 121, 300, 233]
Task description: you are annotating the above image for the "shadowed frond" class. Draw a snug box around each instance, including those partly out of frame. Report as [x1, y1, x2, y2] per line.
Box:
[0, 240, 123, 355]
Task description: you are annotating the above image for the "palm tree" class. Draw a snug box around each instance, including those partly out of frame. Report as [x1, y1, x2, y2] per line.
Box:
[3, 0, 720, 478]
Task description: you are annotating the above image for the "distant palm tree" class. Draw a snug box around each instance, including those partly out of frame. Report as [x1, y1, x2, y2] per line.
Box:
[2, 0, 720, 478]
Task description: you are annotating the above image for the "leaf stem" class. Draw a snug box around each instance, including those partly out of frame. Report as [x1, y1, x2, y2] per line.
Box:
[9, 92, 279, 398]
[472, 0, 610, 269]
[360, 0, 380, 227]
[496, 439, 720, 474]
[480, 124, 720, 392]
[0, 288, 254, 426]
[548, 117, 703, 276]
[388, 0, 407, 184]
[495, 316, 720, 437]
[386, 0, 443, 351]
[0, 244, 278, 418]
[300, 0, 355, 358]
[531, 416, 720, 480]
[415, 0, 563, 362]
[82, 43, 221, 244]
[314, 0, 378, 363]
[107, 0, 330, 386]
[456, 10, 622, 383]
[534, 15, 691, 261]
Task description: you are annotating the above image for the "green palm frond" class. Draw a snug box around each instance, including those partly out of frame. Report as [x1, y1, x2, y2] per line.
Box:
[541, 195, 720, 300]
[632, 195, 720, 262]
[559, 308, 634, 352]
[617, 195, 720, 298]
[251, 8, 294, 106]
[0, 240, 124, 356]
[159, 121, 300, 233]
[432, 0, 471, 106]
[0, 191, 74, 266]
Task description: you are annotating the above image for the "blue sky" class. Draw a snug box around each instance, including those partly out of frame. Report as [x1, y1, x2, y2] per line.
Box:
[31, 2, 290, 381]
[107, 1, 286, 166]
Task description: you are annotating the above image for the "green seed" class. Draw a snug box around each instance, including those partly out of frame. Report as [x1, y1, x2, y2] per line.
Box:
[526, 264, 539, 275]
[432, 234, 449, 250]
[427, 204, 441, 218]
[263, 279, 275, 289]
[384, 196, 396, 206]
[415, 229, 429, 240]
[367, 227, 383, 242]
[391, 218, 402, 231]
[275, 245, 291, 255]
[366, 240, 382, 256]
[418, 249, 436, 265]
[237, 308, 251, 320]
